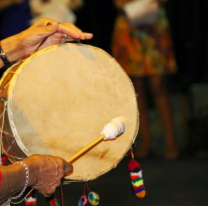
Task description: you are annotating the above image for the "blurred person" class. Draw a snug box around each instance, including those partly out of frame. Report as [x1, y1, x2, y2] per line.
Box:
[29, 0, 83, 24]
[112, 0, 179, 159]
[0, 0, 25, 11]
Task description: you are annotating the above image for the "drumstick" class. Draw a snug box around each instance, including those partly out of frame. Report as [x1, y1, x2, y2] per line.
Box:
[67, 117, 125, 163]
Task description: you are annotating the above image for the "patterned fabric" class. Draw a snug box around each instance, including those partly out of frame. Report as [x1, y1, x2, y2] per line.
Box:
[112, 0, 177, 77]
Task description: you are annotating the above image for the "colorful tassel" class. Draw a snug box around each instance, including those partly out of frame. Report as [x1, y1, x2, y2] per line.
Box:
[25, 196, 37, 206]
[49, 197, 60, 206]
[78, 183, 100, 206]
[88, 192, 99, 206]
[128, 148, 146, 198]
[1, 155, 7, 165]
[78, 195, 88, 206]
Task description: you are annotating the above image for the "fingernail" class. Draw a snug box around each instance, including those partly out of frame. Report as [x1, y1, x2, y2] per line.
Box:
[46, 22, 52, 26]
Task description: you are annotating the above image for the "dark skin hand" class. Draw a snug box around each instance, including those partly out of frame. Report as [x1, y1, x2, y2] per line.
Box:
[0, 154, 73, 203]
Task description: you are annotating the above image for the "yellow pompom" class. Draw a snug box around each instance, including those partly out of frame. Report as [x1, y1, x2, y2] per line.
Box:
[88, 191, 100, 205]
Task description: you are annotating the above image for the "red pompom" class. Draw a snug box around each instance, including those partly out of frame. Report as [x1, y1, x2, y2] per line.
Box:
[1, 155, 7, 165]
[127, 160, 140, 171]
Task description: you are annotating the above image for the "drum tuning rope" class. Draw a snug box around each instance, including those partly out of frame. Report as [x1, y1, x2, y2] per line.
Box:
[0, 99, 7, 164]
[0, 99, 18, 163]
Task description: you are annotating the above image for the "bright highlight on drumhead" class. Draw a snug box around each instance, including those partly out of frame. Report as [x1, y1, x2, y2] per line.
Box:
[101, 117, 125, 140]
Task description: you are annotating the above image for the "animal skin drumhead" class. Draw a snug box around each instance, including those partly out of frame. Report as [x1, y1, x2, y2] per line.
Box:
[1, 43, 139, 181]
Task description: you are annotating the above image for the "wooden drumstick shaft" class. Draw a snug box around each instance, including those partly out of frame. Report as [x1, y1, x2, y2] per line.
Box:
[67, 117, 125, 163]
[67, 134, 106, 163]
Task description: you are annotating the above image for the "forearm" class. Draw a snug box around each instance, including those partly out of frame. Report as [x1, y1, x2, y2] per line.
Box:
[0, 34, 25, 68]
[0, 158, 38, 203]
[0, 164, 27, 203]
[0, 154, 72, 203]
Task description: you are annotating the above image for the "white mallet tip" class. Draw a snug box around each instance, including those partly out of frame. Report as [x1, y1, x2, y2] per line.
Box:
[101, 116, 125, 140]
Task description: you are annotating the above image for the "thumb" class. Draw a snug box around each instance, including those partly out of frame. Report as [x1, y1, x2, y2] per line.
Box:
[64, 162, 73, 176]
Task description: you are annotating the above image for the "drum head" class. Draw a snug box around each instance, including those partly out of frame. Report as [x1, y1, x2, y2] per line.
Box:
[7, 43, 139, 181]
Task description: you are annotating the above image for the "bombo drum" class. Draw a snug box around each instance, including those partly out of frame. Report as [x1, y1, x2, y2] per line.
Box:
[0, 43, 139, 181]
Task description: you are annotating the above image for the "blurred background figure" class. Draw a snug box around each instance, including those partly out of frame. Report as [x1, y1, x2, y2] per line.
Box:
[0, 0, 83, 39]
[112, 0, 179, 159]
[0, 0, 24, 10]
[29, 0, 83, 24]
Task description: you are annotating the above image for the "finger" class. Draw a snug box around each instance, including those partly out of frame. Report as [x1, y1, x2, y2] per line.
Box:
[64, 162, 73, 174]
[33, 175, 61, 193]
[38, 184, 57, 196]
[60, 22, 82, 32]
[58, 24, 82, 39]
[41, 177, 61, 187]
[46, 185, 57, 195]
[32, 17, 58, 27]
[58, 23, 93, 40]
[53, 157, 73, 175]
[48, 156, 73, 178]
[83, 32, 94, 40]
